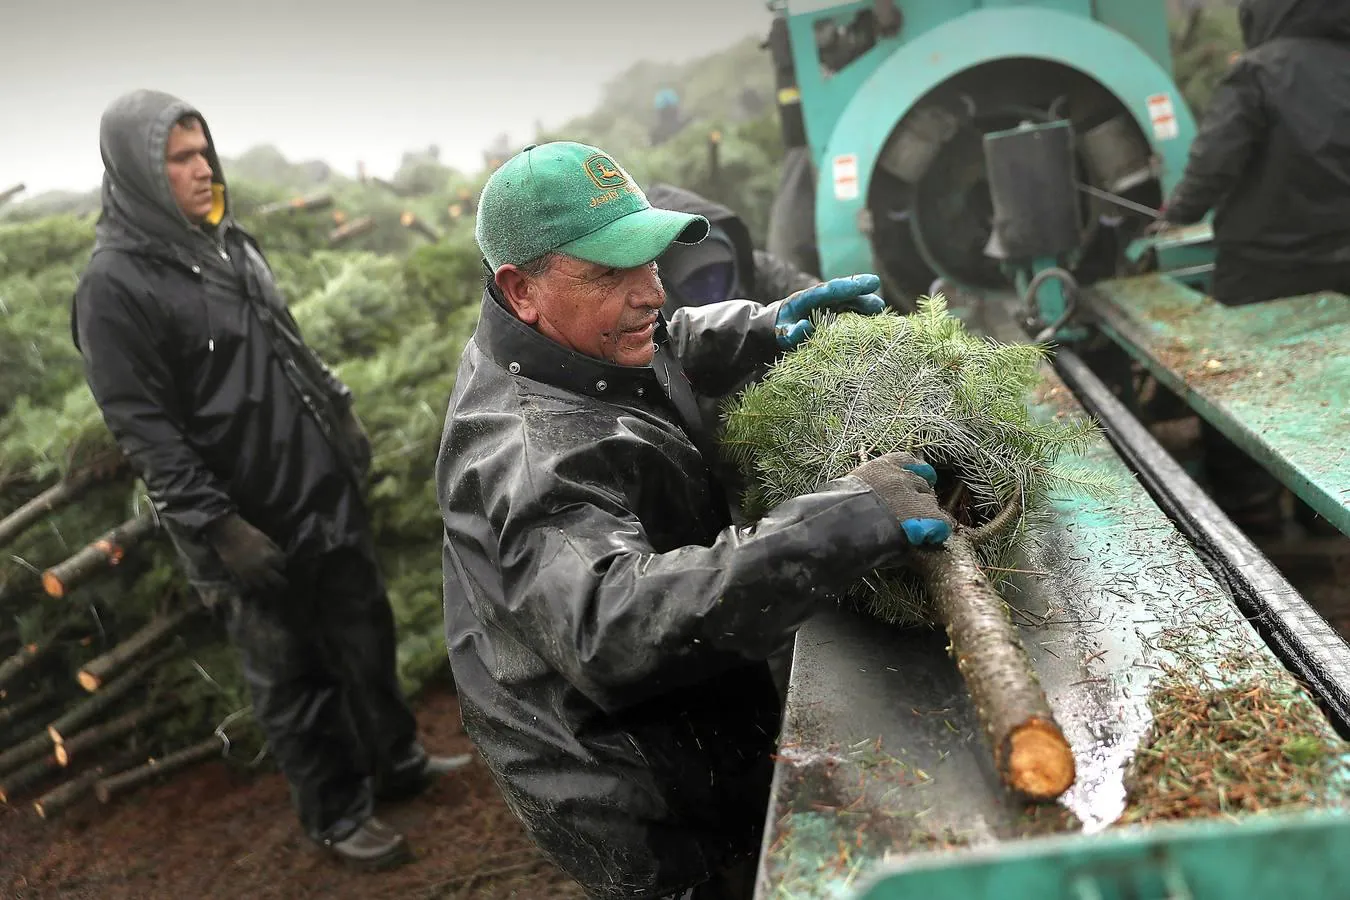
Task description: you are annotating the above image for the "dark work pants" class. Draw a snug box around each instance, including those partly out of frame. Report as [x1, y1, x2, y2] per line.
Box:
[1211, 251, 1350, 306]
[221, 543, 419, 842]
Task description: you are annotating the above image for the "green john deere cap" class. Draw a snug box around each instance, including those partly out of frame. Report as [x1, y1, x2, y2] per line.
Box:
[475, 141, 709, 271]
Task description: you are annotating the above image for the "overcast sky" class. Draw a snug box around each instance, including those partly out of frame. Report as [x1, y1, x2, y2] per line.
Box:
[0, 0, 774, 195]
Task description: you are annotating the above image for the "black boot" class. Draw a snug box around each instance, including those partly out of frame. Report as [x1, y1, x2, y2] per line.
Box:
[319, 816, 411, 871]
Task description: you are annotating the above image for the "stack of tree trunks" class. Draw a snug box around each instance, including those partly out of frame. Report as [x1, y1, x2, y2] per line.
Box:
[0, 460, 245, 820]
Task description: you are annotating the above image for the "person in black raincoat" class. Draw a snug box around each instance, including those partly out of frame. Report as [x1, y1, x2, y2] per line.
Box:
[1161, 0, 1350, 304]
[1157, 0, 1350, 534]
[643, 183, 818, 316]
[71, 89, 464, 868]
[437, 140, 957, 900]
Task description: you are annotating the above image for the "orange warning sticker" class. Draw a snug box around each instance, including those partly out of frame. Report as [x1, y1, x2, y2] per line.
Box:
[833, 154, 859, 201]
[1147, 93, 1179, 141]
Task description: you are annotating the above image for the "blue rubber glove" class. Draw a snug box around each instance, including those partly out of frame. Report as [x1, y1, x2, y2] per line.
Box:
[846, 452, 953, 547]
[775, 273, 886, 351]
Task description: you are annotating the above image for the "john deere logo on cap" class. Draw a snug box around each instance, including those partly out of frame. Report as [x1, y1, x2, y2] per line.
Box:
[584, 153, 628, 189]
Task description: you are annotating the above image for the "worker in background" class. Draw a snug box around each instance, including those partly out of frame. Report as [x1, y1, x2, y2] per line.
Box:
[1154, 0, 1350, 535]
[437, 141, 955, 900]
[71, 89, 464, 870]
[1158, 0, 1350, 304]
[645, 182, 819, 316]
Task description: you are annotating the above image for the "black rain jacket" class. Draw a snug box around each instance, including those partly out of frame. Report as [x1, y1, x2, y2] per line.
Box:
[70, 90, 367, 578]
[436, 289, 908, 898]
[1165, 0, 1350, 266]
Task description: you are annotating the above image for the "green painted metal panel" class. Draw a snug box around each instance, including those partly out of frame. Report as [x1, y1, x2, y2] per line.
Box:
[1095, 0, 1177, 75]
[787, 1, 901, 166]
[754, 340, 1350, 898]
[853, 809, 1350, 899]
[810, 7, 1198, 282]
[1089, 274, 1350, 535]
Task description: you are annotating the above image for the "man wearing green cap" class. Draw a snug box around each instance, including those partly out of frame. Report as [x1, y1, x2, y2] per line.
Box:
[436, 142, 953, 899]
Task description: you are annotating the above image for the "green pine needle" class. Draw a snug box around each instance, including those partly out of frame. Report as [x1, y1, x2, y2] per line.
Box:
[721, 295, 1116, 624]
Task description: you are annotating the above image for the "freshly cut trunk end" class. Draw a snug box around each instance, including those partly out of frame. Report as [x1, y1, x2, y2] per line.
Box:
[1007, 718, 1076, 800]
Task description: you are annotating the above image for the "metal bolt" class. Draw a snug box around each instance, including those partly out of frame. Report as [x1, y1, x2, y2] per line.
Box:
[191, 265, 201, 274]
[508, 362, 521, 374]
[596, 380, 608, 391]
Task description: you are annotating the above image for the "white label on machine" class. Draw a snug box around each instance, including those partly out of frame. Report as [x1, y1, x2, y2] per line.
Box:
[1147, 93, 1179, 141]
[833, 154, 859, 201]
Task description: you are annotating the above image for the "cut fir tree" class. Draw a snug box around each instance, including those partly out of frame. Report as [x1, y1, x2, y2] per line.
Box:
[721, 296, 1112, 800]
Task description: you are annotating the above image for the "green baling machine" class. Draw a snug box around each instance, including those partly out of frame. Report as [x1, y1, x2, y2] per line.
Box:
[752, 2, 1350, 897]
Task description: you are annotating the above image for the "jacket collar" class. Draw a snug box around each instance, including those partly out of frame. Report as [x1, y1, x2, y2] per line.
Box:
[474, 287, 665, 404]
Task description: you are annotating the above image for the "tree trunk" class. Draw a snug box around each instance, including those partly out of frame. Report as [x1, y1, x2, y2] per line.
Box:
[55, 699, 178, 767]
[77, 606, 195, 692]
[0, 685, 57, 731]
[257, 192, 334, 217]
[0, 608, 87, 693]
[0, 463, 125, 553]
[41, 514, 158, 599]
[33, 749, 143, 819]
[32, 768, 102, 819]
[47, 646, 177, 745]
[0, 725, 56, 778]
[0, 753, 60, 804]
[329, 216, 376, 245]
[95, 735, 225, 804]
[400, 212, 442, 242]
[910, 532, 1076, 801]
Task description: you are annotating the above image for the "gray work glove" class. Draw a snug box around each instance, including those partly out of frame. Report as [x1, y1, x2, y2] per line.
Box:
[847, 452, 954, 547]
[205, 514, 288, 592]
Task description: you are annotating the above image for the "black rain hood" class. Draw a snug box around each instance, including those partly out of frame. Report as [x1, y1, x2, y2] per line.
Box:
[96, 89, 230, 256]
[1240, 0, 1350, 48]
[646, 182, 757, 298]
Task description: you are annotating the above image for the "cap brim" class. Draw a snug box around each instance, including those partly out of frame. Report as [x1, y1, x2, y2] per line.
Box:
[558, 207, 709, 269]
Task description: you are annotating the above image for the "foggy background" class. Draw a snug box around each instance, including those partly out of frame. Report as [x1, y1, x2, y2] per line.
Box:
[0, 0, 773, 194]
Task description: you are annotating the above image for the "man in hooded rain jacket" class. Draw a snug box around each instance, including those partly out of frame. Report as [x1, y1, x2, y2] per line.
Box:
[71, 89, 463, 869]
[436, 140, 957, 900]
[1157, 0, 1350, 534]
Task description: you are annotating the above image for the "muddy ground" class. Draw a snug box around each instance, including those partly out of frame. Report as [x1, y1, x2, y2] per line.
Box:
[0, 675, 585, 900]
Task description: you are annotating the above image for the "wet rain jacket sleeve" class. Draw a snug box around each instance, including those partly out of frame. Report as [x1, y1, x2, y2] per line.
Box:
[665, 298, 781, 397]
[1165, 63, 1268, 225]
[487, 453, 904, 714]
[752, 248, 819, 300]
[73, 271, 236, 535]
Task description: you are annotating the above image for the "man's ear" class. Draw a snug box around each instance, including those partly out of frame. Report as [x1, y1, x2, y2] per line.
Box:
[495, 265, 539, 324]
